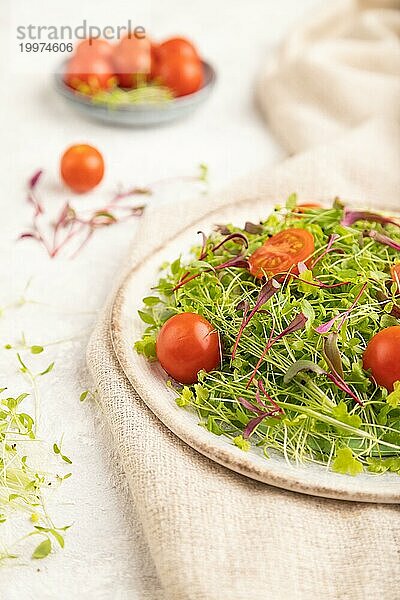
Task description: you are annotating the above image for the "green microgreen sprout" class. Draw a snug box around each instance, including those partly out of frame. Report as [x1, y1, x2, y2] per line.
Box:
[135, 196, 400, 475]
[53, 435, 72, 465]
[79, 389, 97, 403]
[0, 343, 71, 562]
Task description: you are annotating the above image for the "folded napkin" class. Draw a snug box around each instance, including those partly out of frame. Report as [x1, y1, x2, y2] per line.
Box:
[257, 0, 400, 154]
[88, 2, 400, 598]
[88, 117, 400, 600]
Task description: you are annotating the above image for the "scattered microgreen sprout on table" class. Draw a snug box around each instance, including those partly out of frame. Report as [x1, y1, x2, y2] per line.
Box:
[19, 164, 209, 259]
[0, 291, 73, 563]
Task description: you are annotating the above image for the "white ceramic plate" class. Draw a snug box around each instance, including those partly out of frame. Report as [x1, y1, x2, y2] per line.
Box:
[110, 201, 400, 503]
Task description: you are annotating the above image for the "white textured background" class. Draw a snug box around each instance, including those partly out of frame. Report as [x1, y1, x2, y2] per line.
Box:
[1, 0, 320, 597]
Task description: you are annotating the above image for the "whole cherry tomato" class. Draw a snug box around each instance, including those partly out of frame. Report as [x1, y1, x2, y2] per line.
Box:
[153, 53, 203, 97]
[156, 313, 221, 384]
[60, 144, 104, 194]
[64, 54, 116, 92]
[113, 35, 152, 88]
[248, 228, 315, 279]
[75, 38, 114, 60]
[363, 326, 400, 391]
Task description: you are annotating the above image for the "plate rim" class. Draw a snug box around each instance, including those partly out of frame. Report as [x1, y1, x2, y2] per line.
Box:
[109, 203, 400, 504]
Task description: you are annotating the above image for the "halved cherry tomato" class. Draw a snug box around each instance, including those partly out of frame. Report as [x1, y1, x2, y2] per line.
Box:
[64, 54, 116, 92]
[294, 203, 322, 214]
[363, 326, 400, 391]
[113, 35, 152, 88]
[248, 228, 315, 279]
[391, 263, 400, 291]
[75, 38, 114, 60]
[156, 313, 220, 384]
[60, 144, 104, 194]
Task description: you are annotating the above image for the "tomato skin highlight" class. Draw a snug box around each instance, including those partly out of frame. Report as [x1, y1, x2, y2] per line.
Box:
[156, 313, 220, 384]
[248, 228, 315, 279]
[363, 326, 400, 391]
[60, 144, 104, 194]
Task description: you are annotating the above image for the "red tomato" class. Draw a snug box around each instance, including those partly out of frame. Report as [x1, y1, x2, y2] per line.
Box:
[60, 144, 104, 194]
[248, 228, 315, 279]
[75, 38, 114, 60]
[64, 54, 116, 92]
[156, 313, 220, 384]
[153, 53, 203, 96]
[150, 42, 159, 80]
[113, 35, 151, 88]
[157, 37, 199, 60]
[391, 263, 400, 290]
[363, 326, 400, 391]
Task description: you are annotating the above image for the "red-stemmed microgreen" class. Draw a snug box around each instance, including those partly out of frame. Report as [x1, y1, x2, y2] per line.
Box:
[376, 291, 400, 319]
[247, 312, 308, 387]
[310, 233, 343, 268]
[239, 379, 283, 438]
[176, 231, 248, 289]
[20, 165, 207, 259]
[231, 278, 280, 359]
[322, 332, 344, 379]
[341, 208, 400, 228]
[284, 359, 363, 406]
[363, 230, 400, 252]
[244, 221, 264, 234]
[315, 282, 368, 334]
[172, 254, 249, 292]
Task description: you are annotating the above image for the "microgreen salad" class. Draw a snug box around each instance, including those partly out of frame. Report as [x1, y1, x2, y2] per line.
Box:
[135, 196, 400, 476]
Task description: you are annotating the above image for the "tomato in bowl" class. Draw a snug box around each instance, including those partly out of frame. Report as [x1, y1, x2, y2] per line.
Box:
[55, 34, 215, 126]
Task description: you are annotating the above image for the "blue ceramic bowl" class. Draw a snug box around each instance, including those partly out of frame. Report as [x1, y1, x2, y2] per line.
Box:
[54, 61, 216, 127]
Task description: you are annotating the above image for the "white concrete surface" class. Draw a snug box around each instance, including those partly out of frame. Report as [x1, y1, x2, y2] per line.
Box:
[0, 0, 321, 597]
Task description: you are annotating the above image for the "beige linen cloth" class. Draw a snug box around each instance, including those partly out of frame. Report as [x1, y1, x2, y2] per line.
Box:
[88, 2, 400, 599]
[257, 0, 400, 153]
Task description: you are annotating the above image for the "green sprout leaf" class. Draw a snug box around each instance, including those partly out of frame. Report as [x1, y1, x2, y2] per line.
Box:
[79, 391, 89, 402]
[285, 193, 297, 211]
[332, 402, 362, 430]
[332, 448, 363, 476]
[30, 345, 44, 354]
[233, 435, 251, 452]
[137, 310, 155, 325]
[39, 362, 54, 376]
[386, 381, 400, 408]
[32, 538, 52, 559]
